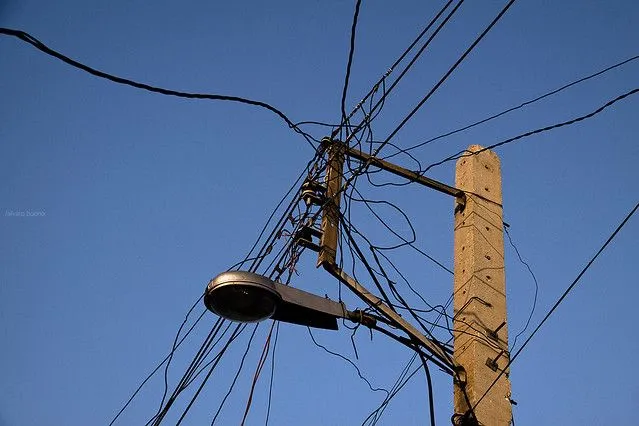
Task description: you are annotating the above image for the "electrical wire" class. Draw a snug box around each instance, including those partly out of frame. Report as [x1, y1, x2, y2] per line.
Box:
[505, 226, 539, 351]
[348, 190, 417, 250]
[423, 87, 639, 173]
[113, 166, 314, 422]
[138, 144, 354, 424]
[97, 1, 637, 422]
[339, 193, 445, 324]
[208, 325, 260, 425]
[148, 321, 240, 425]
[161, 153, 324, 423]
[472, 201, 638, 414]
[156, 300, 207, 417]
[264, 322, 280, 426]
[172, 324, 248, 425]
[339, 214, 460, 375]
[417, 350, 436, 426]
[373, 0, 518, 157]
[340, 0, 466, 148]
[307, 327, 390, 396]
[0, 27, 319, 150]
[108, 305, 207, 425]
[332, 0, 456, 138]
[348, 186, 453, 273]
[341, 0, 363, 130]
[384, 54, 639, 160]
[338, 149, 481, 424]
[361, 356, 422, 425]
[240, 322, 276, 426]
[248, 154, 327, 274]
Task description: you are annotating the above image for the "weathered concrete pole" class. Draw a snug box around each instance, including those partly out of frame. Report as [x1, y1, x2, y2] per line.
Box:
[453, 145, 512, 425]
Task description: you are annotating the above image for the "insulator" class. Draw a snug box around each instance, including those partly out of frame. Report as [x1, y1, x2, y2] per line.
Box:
[301, 180, 326, 206]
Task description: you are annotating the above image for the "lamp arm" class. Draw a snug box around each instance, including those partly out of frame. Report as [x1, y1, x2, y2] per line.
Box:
[321, 261, 457, 374]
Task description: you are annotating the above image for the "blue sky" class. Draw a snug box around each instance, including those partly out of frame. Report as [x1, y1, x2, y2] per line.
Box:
[1, 1, 637, 425]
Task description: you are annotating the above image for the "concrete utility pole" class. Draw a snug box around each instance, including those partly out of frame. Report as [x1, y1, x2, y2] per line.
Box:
[453, 145, 512, 425]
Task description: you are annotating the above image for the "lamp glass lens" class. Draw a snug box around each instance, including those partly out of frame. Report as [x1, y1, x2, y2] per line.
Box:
[207, 284, 277, 322]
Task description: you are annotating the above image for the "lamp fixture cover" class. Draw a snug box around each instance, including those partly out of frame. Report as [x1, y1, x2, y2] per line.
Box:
[204, 271, 281, 323]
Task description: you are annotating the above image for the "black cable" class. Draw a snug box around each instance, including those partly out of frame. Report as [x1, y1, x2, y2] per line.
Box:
[148, 226, 294, 425]
[385, 54, 639, 160]
[361, 356, 421, 425]
[108, 306, 207, 425]
[108, 69, 320, 426]
[156, 299, 206, 419]
[332, 0, 456, 138]
[244, 166, 312, 269]
[0, 27, 318, 150]
[152, 175, 312, 423]
[172, 324, 247, 425]
[348, 189, 417, 250]
[264, 322, 280, 426]
[473, 201, 638, 413]
[339, 214, 458, 375]
[341, 0, 363, 128]
[262, 204, 315, 277]
[240, 154, 325, 276]
[424, 87, 639, 172]
[327, 0, 512, 276]
[338, 196, 449, 331]
[505, 226, 539, 351]
[338, 214, 399, 309]
[363, 339, 451, 426]
[375, 0, 518, 156]
[173, 156, 322, 423]
[240, 322, 275, 426]
[209, 325, 260, 425]
[342, 204, 475, 418]
[152, 331, 229, 423]
[340, 183, 462, 352]
[416, 351, 436, 426]
[307, 327, 390, 396]
[348, 187, 453, 273]
[374, 251, 496, 350]
[374, 250, 449, 321]
[340, 0, 465, 147]
[182, 322, 240, 389]
[148, 320, 236, 425]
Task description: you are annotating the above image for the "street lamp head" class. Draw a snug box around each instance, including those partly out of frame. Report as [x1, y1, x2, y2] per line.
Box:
[204, 271, 281, 323]
[204, 270, 353, 330]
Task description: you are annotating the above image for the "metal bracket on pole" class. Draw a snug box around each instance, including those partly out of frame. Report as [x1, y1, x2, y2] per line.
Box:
[487, 321, 506, 342]
[337, 141, 466, 208]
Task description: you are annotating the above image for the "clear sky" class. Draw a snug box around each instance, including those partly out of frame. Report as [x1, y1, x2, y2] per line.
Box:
[1, 1, 637, 425]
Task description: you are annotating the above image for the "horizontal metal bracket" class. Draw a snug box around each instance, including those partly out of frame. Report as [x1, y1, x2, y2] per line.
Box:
[487, 321, 506, 341]
[333, 140, 465, 204]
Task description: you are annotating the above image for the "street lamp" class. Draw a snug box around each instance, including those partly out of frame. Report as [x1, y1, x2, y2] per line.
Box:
[205, 270, 373, 330]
